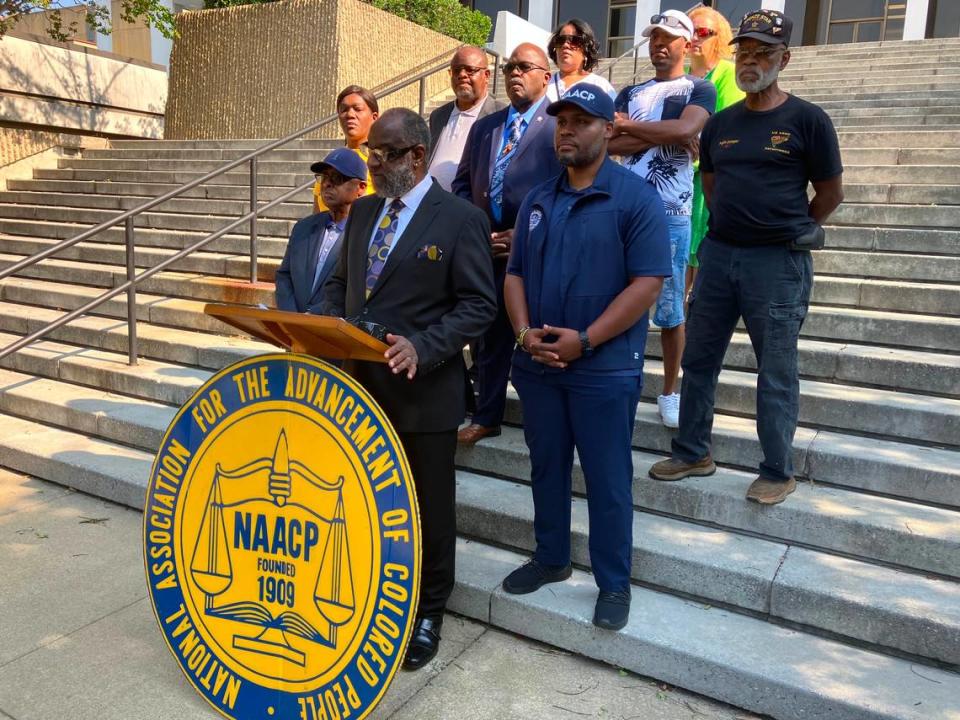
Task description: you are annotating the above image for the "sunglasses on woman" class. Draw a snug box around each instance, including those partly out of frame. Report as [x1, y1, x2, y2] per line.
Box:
[553, 33, 585, 49]
[694, 27, 717, 38]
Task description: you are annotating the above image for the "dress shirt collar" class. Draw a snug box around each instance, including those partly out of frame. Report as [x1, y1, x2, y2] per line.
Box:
[506, 95, 546, 129]
[451, 94, 488, 120]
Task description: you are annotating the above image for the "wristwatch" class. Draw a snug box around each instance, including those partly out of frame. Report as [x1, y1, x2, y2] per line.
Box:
[578, 330, 594, 358]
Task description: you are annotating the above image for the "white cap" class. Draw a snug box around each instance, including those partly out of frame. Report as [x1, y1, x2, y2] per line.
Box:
[641, 10, 694, 42]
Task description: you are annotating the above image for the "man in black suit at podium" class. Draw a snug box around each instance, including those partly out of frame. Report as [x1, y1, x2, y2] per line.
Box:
[319, 107, 497, 671]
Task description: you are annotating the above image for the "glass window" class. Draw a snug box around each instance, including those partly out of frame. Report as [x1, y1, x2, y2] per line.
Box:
[933, 0, 960, 38]
[856, 20, 882, 41]
[608, 36, 635, 57]
[883, 17, 904, 40]
[828, 22, 856, 42]
[829, 0, 886, 22]
[609, 5, 636, 37]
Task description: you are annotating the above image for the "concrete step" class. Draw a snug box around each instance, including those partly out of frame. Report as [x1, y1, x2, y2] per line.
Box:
[633, 357, 960, 447]
[782, 65, 960, 82]
[107, 139, 343, 150]
[31, 167, 305, 187]
[812, 249, 959, 283]
[802, 305, 960, 352]
[842, 165, 960, 184]
[840, 182, 960, 204]
[836, 130, 960, 147]
[784, 76, 960, 92]
[60, 157, 314, 175]
[453, 468, 960, 665]
[0, 302, 268, 369]
[828, 105, 960, 118]
[644, 330, 960, 397]
[0, 189, 312, 222]
[0, 203, 293, 239]
[831, 115, 960, 128]
[5, 177, 314, 204]
[0, 219, 290, 257]
[813, 276, 960, 316]
[458, 428, 960, 578]
[806, 89, 960, 104]
[1, 410, 958, 720]
[817, 96, 960, 112]
[825, 225, 960, 255]
[830, 203, 960, 230]
[0, 237, 279, 281]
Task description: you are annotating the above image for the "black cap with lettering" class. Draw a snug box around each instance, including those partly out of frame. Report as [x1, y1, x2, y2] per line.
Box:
[731, 9, 793, 47]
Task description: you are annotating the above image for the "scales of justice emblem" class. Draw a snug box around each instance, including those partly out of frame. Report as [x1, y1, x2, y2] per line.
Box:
[190, 429, 356, 666]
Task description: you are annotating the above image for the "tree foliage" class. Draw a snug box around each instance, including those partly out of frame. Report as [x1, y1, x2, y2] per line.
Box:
[0, 0, 176, 42]
[366, 0, 491, 46]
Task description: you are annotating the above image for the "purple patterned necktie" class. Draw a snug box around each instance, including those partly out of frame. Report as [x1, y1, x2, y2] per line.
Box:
[365, 198, 405, 297]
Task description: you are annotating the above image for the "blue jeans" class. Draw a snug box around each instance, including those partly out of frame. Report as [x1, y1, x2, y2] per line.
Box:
[653, 215, 691, 329]
[672, 238, 813, 481]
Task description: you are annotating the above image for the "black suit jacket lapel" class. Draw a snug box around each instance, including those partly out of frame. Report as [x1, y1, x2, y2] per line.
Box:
[367, 182, 443, 301]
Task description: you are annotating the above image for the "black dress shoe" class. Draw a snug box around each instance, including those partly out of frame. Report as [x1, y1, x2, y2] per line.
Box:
[502, 559, 572, 594]
[403, 616, 442, 671]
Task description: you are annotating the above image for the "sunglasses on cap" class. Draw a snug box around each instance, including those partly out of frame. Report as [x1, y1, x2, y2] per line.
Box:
[553, 33, 585, 49]
[650, 13, 689, 30]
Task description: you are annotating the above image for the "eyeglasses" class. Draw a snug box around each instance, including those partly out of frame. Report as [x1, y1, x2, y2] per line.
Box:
[693, 27, 716, 39]
[553, 33, 585, 49]
[367, 145, 417, 163]
[449, 65, 486, 77]
[734, 45, 785, 61]
[502, 61, 548, 75]
[314, 170, 352, 186]
[650, 13, 691, 31]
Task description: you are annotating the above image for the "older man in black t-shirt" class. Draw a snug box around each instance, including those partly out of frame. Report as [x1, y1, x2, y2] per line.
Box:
[649, 9, 844, 505]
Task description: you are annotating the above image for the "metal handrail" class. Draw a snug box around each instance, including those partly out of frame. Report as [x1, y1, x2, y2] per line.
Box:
[602, 2, 704, 86]
[0, 46, 500, 366]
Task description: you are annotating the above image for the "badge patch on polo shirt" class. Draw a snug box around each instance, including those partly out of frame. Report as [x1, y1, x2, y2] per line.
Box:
[529, 208, 543, 231]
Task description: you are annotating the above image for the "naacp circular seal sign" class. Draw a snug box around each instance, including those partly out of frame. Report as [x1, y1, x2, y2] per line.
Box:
[144, 353, 420, 720]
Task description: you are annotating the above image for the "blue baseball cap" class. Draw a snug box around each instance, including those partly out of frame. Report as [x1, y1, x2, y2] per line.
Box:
[310, 147, 367, 180]
[546, 83, 615, 122]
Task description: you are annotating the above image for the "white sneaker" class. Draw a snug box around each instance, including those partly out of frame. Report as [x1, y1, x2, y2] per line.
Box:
[657, 393, 680, 429]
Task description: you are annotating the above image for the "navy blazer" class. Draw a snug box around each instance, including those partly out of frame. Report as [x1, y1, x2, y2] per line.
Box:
[451, 98, 562, 233]
[274, 211, 343, 313]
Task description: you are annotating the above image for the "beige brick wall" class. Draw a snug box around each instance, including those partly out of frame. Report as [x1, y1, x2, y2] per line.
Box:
[165, 0, 461, 140]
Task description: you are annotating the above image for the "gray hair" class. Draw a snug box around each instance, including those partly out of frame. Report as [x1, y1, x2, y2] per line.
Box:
[379, 107, 431, 155]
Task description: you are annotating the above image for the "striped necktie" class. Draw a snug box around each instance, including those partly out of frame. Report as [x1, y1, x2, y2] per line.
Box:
[365, 199, 404, 297]
[489, 114, 524, 223]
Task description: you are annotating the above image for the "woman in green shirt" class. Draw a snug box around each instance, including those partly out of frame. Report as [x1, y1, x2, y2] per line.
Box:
[686, 6, 745, 299]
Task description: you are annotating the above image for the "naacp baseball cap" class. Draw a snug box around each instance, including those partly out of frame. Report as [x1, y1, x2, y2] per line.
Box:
[309, 147, 367, 180]
[731, 9, 793, 47]
[547, 83, 615, 122]
[641, 10, 694, 42]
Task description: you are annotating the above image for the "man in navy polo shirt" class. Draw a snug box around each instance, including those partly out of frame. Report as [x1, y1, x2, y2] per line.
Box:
[500, 84, 671, 631]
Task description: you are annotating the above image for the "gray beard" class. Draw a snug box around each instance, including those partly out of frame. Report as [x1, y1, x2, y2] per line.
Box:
[736, 64, 781, 93]
[374, 162, 416, 198]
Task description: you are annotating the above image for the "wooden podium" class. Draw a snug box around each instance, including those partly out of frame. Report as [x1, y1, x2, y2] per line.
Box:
[204, 304, 389, 363]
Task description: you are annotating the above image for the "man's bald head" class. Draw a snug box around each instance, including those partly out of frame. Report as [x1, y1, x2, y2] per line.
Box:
[449, 46, 490, 109]
[504, 43, 551, 111]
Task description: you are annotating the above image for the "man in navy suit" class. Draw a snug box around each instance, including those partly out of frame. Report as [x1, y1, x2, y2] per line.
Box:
[452, 43, 563, 445]
[274, 148, 367, 312]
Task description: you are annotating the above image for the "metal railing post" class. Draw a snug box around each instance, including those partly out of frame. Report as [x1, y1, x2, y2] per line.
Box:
[249, 156, 258, 283]
[125, 217, 138, 365]
[492, 53, 500, 96]
[418, 77, 427, 116]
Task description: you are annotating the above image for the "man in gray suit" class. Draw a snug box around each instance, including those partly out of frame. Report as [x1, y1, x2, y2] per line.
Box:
[274, 148, 367, 312]
[427, 46, 504, 191]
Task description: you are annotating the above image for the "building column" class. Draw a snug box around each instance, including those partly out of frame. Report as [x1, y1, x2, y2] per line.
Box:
[633, 0, 660, 48]
[902, 0, 930, 40]
[526, 0, 552, 31]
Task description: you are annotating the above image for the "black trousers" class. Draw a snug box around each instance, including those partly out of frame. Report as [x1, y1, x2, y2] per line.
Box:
[472, 259, 514, 427]
[399, 429, 457, 620]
